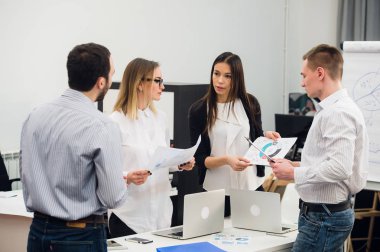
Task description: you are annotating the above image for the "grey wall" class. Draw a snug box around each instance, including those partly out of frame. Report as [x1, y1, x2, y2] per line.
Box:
[0, 0, 338, 151]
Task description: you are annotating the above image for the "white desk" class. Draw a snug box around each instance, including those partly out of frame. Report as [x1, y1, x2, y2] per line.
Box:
[0, 190, 32, 252]
[110, 219, 297, 252]
[0, 190, 296, 252]
[365, 180, 380, 192]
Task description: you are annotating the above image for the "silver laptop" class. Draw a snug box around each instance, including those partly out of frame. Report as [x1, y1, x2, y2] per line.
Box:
[152, 189, 225, 239]
[230, 189, 297, 234]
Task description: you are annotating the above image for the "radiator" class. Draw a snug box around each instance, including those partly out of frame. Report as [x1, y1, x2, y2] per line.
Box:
[1, 151, 21, 190]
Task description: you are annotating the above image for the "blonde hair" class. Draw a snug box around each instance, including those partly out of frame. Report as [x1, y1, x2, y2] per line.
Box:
[113, 58, 159, 119]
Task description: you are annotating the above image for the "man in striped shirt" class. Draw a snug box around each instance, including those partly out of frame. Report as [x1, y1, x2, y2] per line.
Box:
[20, 43, 128, 252]
[270, 44, 369, 252]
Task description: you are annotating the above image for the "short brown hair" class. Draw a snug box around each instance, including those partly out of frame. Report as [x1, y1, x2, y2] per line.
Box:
[67, 43, 110, 91]
[303, 44, 343, 80]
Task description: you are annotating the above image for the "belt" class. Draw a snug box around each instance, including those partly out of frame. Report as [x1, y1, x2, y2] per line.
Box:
[34, 211, 106, 228]
[299, 199, 351, 213]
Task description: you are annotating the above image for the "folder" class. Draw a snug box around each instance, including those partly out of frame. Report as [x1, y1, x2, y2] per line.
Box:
[156, 241, 226, 252]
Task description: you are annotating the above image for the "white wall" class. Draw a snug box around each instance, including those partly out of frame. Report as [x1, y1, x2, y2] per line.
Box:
[0, 0, 339, 151]
[285, 0, 339, 110]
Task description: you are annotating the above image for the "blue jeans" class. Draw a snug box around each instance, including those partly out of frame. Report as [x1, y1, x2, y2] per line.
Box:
[292, 207, 354, 252]
[27, 216, 107, 252]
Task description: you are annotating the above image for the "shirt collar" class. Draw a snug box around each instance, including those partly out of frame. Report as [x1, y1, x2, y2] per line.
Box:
[62, 88, 95, 107]
[138, 107, 153, 118]
[317, 88, 348, 111]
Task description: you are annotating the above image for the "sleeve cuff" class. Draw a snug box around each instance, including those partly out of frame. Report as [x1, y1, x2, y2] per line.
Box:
[294, 166, 308, 185]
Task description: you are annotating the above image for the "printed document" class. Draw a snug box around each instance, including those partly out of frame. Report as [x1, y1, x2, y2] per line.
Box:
[148, 136, 201, 170]
[244, 137, 297, 166]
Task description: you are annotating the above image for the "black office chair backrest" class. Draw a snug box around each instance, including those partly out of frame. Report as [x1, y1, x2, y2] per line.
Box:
[0, 152, 12, 191]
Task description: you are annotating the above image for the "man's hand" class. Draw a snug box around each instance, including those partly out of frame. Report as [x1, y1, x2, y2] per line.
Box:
[269, 158, 295, 180]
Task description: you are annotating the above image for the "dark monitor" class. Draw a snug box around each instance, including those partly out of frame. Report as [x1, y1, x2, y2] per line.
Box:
[275, 114, 313, 160]
[275, 113, 313, 139]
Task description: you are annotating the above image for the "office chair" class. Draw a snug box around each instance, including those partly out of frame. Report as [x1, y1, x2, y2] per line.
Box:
[348, 191, 380, 252]
[0, 152, 20, 191]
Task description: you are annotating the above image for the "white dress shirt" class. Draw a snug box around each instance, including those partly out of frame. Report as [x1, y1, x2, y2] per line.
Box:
[295, 89, 369, 204]
[109, 108, 177, 233]
[205, 99, 265, 195]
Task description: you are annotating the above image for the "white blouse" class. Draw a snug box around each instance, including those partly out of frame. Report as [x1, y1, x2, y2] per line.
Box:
[205, 99, 265, 195]
[109, 108, 176, 233]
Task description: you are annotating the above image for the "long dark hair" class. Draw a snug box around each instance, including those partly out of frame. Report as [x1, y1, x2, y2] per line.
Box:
[202, 52, 255, 132]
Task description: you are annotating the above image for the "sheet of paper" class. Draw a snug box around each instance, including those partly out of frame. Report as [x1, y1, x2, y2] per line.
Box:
[212, 233, 252, 246]
[0, 191, 18, 198]
[244, 137, 297, 166]
[148, 136, 201, 170]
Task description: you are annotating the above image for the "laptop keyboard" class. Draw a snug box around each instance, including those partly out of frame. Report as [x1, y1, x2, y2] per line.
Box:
[170, 231, 183, 237]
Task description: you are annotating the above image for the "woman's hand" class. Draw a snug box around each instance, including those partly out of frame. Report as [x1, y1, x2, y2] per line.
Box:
[264, 131, 281, 141]
[227, 156, 252, 172]
[124, 170, 151, 185]
[178, 157, 195, 171]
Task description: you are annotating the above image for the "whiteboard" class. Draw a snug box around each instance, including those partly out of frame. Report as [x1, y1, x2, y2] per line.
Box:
[342, 41, 380, 182]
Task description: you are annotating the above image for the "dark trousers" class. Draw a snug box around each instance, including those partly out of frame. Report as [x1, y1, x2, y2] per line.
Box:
[108, 213, 137, 238]
[28, 216, 107, 252]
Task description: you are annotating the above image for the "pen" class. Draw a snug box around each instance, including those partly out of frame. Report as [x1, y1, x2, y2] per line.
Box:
[244, 137, 276, 163]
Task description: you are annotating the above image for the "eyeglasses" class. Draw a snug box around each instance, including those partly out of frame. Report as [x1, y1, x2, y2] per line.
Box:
[153, 78, 164, 85]
[142, 78, 164, 86]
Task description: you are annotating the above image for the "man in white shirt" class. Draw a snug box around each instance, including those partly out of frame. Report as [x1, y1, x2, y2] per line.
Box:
[270, 44, 369, 252]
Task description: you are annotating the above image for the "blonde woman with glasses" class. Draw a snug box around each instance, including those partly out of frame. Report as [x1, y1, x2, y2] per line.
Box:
[108, 58, 194, 238]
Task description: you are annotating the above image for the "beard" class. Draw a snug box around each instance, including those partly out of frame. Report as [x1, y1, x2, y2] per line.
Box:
[96, 83, 110, 102]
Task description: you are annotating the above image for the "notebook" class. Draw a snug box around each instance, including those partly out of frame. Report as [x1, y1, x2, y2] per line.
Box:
[156, 242, 226, 252]
[152, 189, 225, 239]
[230, 189, 297, 234]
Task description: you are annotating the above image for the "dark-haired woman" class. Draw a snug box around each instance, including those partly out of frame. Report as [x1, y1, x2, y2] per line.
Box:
[189, 52, 280, 216]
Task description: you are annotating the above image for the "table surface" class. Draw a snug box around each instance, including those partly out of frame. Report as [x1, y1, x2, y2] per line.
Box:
[0, 190, 32, 217]
[4, 182, 380, 252]
[110, 218, 298, 252]
[365, 180, 380, 192]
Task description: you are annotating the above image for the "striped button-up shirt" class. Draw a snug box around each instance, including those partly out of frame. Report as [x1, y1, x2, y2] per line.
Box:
[295, 89, 369, 204]
[20, 89, 127, 220]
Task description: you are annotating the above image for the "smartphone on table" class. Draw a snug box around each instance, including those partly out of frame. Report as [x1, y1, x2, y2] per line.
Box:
[125, 237, 153, 244]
